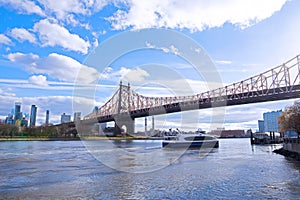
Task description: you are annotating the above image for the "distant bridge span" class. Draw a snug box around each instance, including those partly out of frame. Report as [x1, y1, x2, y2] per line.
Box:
[82, 55, 300, 134]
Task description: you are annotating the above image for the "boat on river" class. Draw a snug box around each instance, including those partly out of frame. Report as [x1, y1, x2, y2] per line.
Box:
[162, 128, 219, 149]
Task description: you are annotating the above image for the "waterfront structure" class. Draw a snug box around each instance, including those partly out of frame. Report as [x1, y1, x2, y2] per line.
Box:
[45, 110, 50, 125]
[61, 113, 71, 124]
[221, 130, 244, 138]
[30, 105, 37, 127]
[14, 102, 21, 123]
[252, 132, 282, 144]
[262, 110, 282, 132]
[145, 117, 147, 135]
[211, 129, 245, 138]
[73, 112, 81, 122]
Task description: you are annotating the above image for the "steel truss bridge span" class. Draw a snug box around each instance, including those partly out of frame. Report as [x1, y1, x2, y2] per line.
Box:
[84, 54, 300, 124]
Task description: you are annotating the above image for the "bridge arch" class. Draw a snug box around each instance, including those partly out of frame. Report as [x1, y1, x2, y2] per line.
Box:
[113, 114, 135, 136]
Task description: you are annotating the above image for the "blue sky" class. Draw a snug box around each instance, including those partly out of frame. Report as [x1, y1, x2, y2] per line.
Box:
[0, 0, 300, 131]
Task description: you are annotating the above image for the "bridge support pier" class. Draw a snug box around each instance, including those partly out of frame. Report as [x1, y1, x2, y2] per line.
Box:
[113, 114, 135, 136]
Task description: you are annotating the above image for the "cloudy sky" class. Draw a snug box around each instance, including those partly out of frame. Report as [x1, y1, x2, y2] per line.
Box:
[0, 0, 300, 131]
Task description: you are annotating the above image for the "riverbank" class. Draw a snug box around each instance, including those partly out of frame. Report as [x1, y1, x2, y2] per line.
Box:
[273, 147, 300, 160]
[0, 135, 161, 141]
[0, 137, 81, 141]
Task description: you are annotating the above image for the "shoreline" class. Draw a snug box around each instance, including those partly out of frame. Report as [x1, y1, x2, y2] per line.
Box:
[273, 147, 300, 161]
[0, 136, 252, 142]
[0, 136, 162, 141]
[0, 137, 81, 141]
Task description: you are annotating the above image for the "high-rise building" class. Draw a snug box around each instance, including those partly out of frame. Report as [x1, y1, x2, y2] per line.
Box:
[30, 105, 37, 126]
[258, 120, 265, 132]
[21, 118, 28, 127]
[14, 102, 21, 123]
[45, 110, 50, 125]
[61, 113, 71, 124]
[73, 112, 81, 122]
[261, 110, 282, 132]
[5, 113, 14, 124]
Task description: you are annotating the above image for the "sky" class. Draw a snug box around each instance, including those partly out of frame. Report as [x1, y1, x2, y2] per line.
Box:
[0, 0, 300, 132]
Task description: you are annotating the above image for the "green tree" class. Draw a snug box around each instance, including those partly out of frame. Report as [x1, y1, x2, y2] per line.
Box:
[278, 101, 300, 138]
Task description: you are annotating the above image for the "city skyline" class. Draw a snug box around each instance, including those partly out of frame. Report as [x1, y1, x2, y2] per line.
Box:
[2, 101, 79, 126]
[1, 1, 300, 131]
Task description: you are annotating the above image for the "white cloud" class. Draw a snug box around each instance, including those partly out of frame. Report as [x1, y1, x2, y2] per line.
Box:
[108, 0, 288, 31]
[7, 52, 39, 65]
[38, 0, 88, 19]
[38, 53, 84, 82]
[146, 42, 180, 55]
[7, 52, 99, 83]
[28, 75, 48, 87]
[99, 67, 150, 83]
[0, 0, 45, 16]
[10, 28, 37, 43]
[122, 67, 150, 82]
[92, 38, 99, 50]
[37, 0, 109, 19]
[33, 19, 90, 54]
[0, 34, 12, 45]
[93, 0, 109, 11]
[63, 13, 91, 29]
[0, 88, 15, 97]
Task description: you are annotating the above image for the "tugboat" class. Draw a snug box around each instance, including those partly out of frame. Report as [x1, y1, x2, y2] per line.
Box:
[162, 128, 219, 149]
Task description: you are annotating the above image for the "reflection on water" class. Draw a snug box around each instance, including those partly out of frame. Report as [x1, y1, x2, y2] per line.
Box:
[0, 139, 299, 199]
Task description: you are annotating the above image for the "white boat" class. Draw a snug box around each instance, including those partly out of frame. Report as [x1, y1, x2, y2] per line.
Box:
[162, 128, 219, 149]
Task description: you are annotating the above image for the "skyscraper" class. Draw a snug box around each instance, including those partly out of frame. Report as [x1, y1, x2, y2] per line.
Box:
[45, 110, 50, 125]
[73, 112, 81, 122]
[61, 113, 71, 124]
[263, 110, 282, 132]
[14, 102, 21, 123]
[30, 105, 37, 126]
[258, 120, 265, 132]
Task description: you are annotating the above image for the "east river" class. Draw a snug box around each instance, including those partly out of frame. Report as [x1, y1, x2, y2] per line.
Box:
[0, 138, 299, 199]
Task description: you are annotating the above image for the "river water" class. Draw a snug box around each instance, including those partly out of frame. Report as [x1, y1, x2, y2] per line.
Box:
[0, 138, 299, 199]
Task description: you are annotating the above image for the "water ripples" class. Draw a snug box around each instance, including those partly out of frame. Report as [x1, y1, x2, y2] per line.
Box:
[0, 139, 300, 199]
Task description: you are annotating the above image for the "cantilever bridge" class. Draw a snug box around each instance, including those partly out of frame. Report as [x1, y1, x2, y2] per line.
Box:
[83, 54, 300, 135]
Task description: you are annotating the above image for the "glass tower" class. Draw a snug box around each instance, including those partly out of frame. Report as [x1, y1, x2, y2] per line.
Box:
[45, 110, 50, 125]
[30, 105, 37, 126]
[14, 102, 21, 123]
[263, 110, 282, 132]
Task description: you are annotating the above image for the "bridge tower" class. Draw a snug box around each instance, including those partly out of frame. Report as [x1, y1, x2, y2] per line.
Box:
[113, 81, 135, 136]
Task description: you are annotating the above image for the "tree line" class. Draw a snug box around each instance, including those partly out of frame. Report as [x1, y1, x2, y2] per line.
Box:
[0, 123, 78, 138]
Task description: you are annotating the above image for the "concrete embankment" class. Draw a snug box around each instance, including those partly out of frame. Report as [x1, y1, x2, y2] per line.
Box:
[273, 138, 300, 160]
[273, 147, 300, 160]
